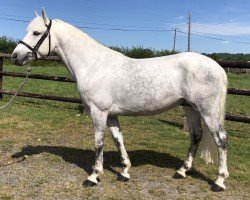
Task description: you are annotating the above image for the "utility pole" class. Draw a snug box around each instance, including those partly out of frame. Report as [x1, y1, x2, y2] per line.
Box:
[172, 28, 178, 52]
[187, 12, 191, 52]
[183, 12, 192, 133]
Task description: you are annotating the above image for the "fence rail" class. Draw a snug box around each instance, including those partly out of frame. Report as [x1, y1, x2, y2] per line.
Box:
[0, 53, 249, 123]
[0, 89, 81, 104]
[0, 71, 75, 83]
[1, 53, 250, 68]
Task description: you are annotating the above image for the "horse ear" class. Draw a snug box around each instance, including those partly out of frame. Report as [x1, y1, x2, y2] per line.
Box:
[35, 10, 39, 17]
[41, 7, 49, 24]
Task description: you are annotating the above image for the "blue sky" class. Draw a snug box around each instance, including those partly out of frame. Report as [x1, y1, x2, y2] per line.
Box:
[0, 0, 250, 53]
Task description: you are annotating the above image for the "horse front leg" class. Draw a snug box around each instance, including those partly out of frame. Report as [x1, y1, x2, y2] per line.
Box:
[107, 116, 131, 182]
[83, 106, 108, 187]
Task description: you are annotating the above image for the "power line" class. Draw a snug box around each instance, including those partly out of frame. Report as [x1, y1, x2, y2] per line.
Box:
[2, 13, 249, 42]
[76, 26, 174, 32]
[0, 13, 31, 19]
[0, 16, 250, 45]
[0, 16, 174, 32]
[0, 13, 168, 30]
[0, 17, 29, 23]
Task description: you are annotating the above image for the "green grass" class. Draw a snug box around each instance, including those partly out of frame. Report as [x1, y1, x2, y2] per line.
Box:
[0, 64, 249, 199]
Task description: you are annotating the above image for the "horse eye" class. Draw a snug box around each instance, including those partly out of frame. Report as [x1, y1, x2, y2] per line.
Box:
[33, 31, 41, 36]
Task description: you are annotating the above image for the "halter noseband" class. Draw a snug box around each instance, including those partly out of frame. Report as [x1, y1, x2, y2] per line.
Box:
[19, 19, 52, 60]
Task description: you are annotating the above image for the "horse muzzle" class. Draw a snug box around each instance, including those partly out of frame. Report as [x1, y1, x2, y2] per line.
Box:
[11, 52, 36, 66]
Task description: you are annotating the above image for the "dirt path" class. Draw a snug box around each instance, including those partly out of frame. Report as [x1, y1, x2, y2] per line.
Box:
[0, 147, 249, 200]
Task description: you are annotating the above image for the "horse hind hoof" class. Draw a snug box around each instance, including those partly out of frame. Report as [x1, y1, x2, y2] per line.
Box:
[173, 172, 185, 179]
[211, 184, 225, 192]
[83, 180, 97, 187]
[117, 174, 129, 182]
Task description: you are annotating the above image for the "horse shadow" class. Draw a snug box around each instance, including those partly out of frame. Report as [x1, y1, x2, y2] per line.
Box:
[157, 119, 183, 129]
[11, 145, 213, 185]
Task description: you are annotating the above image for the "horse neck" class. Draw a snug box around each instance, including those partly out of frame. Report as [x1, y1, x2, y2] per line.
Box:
[53, 20, 126, 79]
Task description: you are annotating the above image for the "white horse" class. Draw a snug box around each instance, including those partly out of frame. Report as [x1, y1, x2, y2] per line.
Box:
[12, 9, 229, 191]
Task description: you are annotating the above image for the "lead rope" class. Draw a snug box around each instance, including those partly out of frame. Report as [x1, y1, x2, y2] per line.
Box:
[0, 66, 32, 109]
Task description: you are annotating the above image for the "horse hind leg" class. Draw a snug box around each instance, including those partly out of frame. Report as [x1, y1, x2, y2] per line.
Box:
[107, 116, 131, 181]
[174, 106, 202, 179]
[201, 114, 229, 191]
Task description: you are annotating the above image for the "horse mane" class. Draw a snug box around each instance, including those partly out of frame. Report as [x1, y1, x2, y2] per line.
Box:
[53, 19, 125, 57]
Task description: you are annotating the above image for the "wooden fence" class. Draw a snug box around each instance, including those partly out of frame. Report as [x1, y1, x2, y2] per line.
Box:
[0, 53, 249, 123]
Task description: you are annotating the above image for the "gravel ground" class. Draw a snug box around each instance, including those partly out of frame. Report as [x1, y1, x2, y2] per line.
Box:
[0, 105, 249, 200]
[0, 144, 249, 200]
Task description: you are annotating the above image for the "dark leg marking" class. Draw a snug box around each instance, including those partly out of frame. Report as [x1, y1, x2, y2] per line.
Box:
[216, 132, 228, 149]
[193, 134, 201, 146]
[113, 139, 121, 148]
[95, 146, 103, 160]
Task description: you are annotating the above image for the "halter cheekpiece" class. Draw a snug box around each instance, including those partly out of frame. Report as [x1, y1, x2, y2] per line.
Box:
[19, 19, 52, 60]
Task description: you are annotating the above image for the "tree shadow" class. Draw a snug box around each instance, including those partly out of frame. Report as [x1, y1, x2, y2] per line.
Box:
[158, 119, 183, 130]
[11, 145, 213, 185]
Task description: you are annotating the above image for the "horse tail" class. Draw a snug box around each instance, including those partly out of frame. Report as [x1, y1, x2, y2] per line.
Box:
[200, 69, 228, 165]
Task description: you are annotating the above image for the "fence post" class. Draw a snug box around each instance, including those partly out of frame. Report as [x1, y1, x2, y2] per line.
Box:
[0, 57, 3, 100]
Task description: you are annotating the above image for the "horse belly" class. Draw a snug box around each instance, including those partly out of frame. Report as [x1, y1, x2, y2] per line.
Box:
[110, 81, 183, 116]
[109, 97, 183, 116]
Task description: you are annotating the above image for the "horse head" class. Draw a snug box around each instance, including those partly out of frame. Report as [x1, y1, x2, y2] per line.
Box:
[12, 8, 56, 65]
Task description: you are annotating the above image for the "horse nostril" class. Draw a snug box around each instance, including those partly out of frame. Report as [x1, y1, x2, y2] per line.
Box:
[11, 53, 18, 62]
[13, 53, 17, 58]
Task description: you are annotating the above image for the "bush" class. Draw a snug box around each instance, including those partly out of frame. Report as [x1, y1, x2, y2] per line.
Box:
[0, 36, 18, 54]
[110, 46, 177, 58]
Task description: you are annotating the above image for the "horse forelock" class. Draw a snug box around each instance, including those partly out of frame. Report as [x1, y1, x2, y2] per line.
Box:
[26, 17, 47, 32]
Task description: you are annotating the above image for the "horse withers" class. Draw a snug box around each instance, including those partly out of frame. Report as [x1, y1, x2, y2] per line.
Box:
[12, 9, 229, 192]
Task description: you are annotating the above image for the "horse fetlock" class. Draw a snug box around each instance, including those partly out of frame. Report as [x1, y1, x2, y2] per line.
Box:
[93, 166, 104, 175]
[183, 161, 192, 171]
[224, 172, 229, 178]
[219, 170, 229, 179]
[123, 158, 131, 168]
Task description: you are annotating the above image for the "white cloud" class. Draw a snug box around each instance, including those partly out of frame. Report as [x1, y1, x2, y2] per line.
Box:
[175, 16, 184, 21]
[176, 22, 250, 36]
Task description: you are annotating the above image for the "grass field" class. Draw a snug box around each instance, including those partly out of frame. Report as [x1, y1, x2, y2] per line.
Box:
[0, 64, 249, 199]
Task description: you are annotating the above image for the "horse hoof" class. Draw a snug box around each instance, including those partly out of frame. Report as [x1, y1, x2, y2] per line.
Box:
[83, 180, 97, 187]
[173, 172, 185, 179]
[117, 174, 129, 182]
[211, 184, 225, 192]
